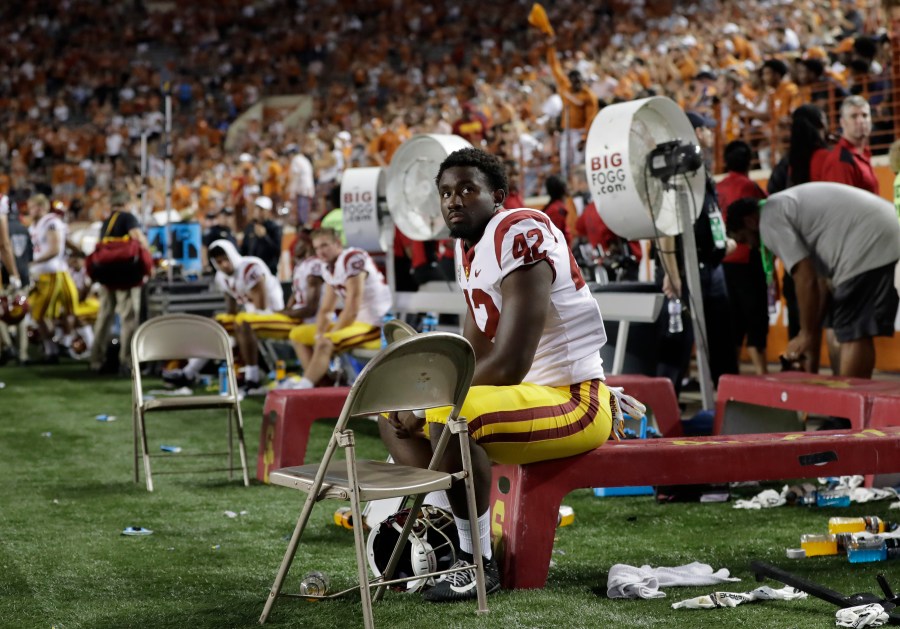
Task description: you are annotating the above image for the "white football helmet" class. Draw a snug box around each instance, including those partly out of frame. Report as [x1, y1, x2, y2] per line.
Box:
[366, 505, 459, 592]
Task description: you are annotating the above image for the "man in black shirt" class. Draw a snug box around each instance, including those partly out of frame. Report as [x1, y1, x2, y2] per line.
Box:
[90, 191, 150, 375]
[240, 196, 282, 275]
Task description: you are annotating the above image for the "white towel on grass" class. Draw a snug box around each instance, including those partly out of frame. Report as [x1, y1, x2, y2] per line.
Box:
[733, 488, 786, 509]
[607, 562, 740, 599]
[672, 585, 807, 609]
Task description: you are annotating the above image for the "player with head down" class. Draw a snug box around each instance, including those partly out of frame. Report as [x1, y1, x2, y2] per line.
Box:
[163, 239, 284, 393]
[379, 148, 644, 601]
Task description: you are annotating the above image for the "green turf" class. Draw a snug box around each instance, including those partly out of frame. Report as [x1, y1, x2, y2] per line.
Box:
[1, 361, 897, 629]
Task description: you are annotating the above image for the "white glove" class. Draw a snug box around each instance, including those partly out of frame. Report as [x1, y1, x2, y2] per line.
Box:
[8, 276, 21, 291]
[608, 386, 647, 420]
[835, 603, 890, 628]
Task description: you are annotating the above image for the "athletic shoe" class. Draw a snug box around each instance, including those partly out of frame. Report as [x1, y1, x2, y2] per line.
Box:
[421, 555, 501, 602]
[240, 380, 269, 397]
[162, 368, 195, 388]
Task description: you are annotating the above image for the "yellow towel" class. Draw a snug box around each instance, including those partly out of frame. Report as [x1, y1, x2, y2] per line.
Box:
[528, 3, 555, 37]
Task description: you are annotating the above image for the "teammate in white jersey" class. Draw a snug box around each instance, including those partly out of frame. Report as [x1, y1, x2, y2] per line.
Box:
[379, 148, 644, 602]
[28, 194, 79, 362]
[231, 232, 325, 392]
[163, 239, 284, 390]
[286, 227, 392, 389]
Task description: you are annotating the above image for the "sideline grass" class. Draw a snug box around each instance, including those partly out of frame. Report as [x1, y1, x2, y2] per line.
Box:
[1, 361, 898, 629]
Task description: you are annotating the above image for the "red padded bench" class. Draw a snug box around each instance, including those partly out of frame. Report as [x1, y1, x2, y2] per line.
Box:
[490, 427, 900, 589]
[256, 375, 682, 482]
[714, 373, 900, 435]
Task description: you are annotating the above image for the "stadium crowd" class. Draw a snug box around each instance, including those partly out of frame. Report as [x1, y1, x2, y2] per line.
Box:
[0, 0, 896, 392]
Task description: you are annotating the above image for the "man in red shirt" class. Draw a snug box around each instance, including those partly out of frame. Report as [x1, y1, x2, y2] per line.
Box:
[542, 175, 571, 245]
[452, 103, 489, 147]
[717, 140, 769, 374]
[816, 95, 878, 194]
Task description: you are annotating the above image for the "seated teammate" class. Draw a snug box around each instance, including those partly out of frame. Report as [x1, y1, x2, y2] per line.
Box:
[379, 148, 643, 601]
[285, 227, 392, 389]
[163, 239, 284, 391]
[230, 230, 325, 391]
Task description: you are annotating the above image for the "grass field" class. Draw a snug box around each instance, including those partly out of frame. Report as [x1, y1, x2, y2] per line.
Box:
[2, 361, 899, 629]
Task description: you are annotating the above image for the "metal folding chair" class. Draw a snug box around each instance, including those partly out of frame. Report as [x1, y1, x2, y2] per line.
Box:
[131, 313, 249, 491]
[259, 332, 488, 628]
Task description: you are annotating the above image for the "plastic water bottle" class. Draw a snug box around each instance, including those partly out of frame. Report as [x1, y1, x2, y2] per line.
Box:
[218, 363, 229, 396]
[667, 299, 683, 335]
[299, 571, 329, 600]
[421, 312, 439, 333]
[274, 359, 286, 381]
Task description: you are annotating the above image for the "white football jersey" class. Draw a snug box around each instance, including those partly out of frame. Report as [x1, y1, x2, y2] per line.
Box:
[455, 208, 606, 387]
[30, 213, 69, 275]
[0, 195, 8, 217]
[216, 256, 284, 312]
[321, 247, 392, 326]
[291, 255, 324, 322]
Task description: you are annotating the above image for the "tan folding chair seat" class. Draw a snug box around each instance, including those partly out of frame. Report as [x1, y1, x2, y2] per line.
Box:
[131, 313, 249, 491]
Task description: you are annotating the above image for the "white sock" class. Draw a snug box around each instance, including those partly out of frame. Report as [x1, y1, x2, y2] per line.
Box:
[454, 511, 492, 560]
[298, 377, 314, 389]
[62, 333, 73, 347]
[245, 365, 259, 382]
[183, 358, 207, 378]
[44, 340, 58, 355]
[424, 490, 451, 510]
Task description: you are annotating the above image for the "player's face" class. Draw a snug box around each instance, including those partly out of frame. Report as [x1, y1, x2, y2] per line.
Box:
[212, 254, 234, 275]
[313, 235, 342, 264]
[438, 166, 501, 244]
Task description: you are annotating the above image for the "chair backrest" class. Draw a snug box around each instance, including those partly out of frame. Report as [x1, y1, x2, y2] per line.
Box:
[382, 319, 418, 345]
[336, 332, 474, 430]
[131, 314, 232, 364]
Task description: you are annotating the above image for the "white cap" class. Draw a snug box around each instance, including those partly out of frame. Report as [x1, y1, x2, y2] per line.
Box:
[254, 196, 273, 211]
[239, 152, 254, 163]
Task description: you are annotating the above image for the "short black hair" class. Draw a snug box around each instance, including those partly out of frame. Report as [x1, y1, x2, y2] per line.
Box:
[545, 174, 567, 200]
[762, 58, 789, 77]
[435, 147, 509, 194]
[723, 140, 753, 173]
[853, 36, 877, 60]
[724, 197, 763, 236]
[800, 58, 825, 78]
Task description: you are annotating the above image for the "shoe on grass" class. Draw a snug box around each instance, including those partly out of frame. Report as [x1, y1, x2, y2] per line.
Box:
[421, 554, 501, 602]
[162, 368, 195, 388]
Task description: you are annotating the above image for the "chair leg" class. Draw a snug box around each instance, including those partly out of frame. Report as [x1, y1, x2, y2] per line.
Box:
[138, 410, 154, 492]
[259, 490, 319, 624]
[345, 448, 375, 629]
[132, 403, 140, 483]
[227, 407, 234, 480]
[458, 430, 489, 614]
[234, 403, 250, 487]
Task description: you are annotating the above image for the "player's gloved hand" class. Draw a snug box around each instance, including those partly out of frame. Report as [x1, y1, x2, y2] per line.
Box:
[8, 276, 21, 291]
[608, 386, 647, 420]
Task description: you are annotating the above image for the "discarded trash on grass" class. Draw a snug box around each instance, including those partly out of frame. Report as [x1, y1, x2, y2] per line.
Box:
[160, 445, 182, 453]
[148, 387, 193, 397]
[224, 510, 249, 518]
[95, 414, 117, 422]
[41, 432, 52, 438]
[211, 544, 221, 550]
[122, 526, 153, 536]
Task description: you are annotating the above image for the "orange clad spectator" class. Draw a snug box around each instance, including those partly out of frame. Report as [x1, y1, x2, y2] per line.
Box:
[368, 115, 407, 166]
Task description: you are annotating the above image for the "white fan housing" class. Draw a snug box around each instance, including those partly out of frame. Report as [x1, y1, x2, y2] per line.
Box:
[583, 96, 705, 240]
[340, 167, 393, 252]
[386, 134, 473, 241]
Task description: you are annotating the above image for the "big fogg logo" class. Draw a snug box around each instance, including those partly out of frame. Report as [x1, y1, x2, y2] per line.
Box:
[342, 190, 375, 223]
[589, 152, 627, 194]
